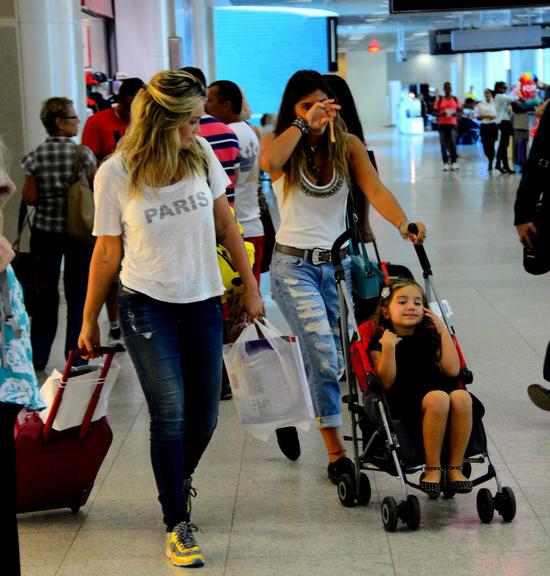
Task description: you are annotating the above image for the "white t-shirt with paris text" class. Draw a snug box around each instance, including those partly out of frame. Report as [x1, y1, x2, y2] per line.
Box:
[93, 136, 230, 303]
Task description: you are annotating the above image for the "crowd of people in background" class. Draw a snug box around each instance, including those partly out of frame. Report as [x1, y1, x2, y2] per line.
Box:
[423, 76, 549, 173]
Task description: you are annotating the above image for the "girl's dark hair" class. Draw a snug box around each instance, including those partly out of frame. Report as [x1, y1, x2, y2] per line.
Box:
[373, 278, 441, 357]
[322, 74, 365, 142]
[494, 81, 507, 94]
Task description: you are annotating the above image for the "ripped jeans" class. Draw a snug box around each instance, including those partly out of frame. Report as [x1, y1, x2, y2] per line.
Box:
[118, 287, 223, 531]
[270, 251, 351, 428]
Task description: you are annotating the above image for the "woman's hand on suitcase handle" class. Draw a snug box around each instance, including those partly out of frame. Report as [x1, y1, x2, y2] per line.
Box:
[78, 319, 101, 359]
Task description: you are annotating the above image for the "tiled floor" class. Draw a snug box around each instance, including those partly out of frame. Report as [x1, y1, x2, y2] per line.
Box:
[18, 129, 550, 576]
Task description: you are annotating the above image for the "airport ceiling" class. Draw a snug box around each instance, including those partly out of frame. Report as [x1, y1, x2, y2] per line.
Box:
[224, 1, 550, 52]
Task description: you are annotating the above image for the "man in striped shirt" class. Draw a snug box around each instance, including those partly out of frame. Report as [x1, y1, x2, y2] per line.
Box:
[180, 68, 240, 205]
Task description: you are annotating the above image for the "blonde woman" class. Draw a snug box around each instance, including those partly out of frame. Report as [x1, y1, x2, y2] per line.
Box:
[78, 70, 263, 568]
[260, 70, 425, 481]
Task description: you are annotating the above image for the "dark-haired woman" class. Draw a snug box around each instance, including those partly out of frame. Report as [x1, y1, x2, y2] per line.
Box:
[323, 74, 374, 242]
[260, 69, 426, 481]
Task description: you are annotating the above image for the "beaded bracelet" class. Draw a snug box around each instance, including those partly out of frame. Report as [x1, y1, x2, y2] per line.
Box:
[291, 117, 311, 135]
[397, 220, 410, 239]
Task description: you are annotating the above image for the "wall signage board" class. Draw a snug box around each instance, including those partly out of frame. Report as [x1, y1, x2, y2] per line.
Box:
[81, 0, 114, 19]
[391, 1, 550, 12]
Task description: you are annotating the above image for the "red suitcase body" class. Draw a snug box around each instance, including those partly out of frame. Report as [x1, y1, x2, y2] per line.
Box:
[15, 347, 117, 514]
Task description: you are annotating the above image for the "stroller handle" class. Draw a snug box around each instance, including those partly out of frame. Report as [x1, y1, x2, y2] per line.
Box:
[408, 223, 432, 278]
[331, 229, 353, 274]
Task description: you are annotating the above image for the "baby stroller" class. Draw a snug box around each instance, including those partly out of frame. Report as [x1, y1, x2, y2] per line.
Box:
[330, 225, 516, 531]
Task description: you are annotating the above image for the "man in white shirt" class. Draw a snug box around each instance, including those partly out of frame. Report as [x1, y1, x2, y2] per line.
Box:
[206, 80, 264, 283]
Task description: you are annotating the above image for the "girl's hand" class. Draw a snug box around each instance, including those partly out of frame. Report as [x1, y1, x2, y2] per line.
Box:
[78, 319, 100, 357]
[380, 329, 402, 348]
[239, 288, 264, 322]
[423, 307, 445, 334]
[303, 99, 341, 131]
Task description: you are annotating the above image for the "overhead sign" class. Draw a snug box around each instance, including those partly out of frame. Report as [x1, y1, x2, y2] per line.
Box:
[81, 0, 114, 18]
[391, 1, 550, 12]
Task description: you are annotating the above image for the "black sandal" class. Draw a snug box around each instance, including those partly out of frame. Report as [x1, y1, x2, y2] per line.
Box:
[419, 466, 442, 497]
[446, 465, 473, 494]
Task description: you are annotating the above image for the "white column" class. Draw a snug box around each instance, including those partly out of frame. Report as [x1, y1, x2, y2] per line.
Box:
[114, 0, 170, 82]
[192, 0, 215, 82]
[17, 0, 86, 150]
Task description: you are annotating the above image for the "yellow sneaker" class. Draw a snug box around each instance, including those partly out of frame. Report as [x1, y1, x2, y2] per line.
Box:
[165, 522, 205, 567]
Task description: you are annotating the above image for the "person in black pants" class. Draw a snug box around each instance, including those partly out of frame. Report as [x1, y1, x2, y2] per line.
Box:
[0, 136, 45, 576]
[0, 403, 23, 576]
[494, 81, 517, 173]
[514, 103, 550, 409]
[20, 97, 96, 370]
[475, 89, 498, 171]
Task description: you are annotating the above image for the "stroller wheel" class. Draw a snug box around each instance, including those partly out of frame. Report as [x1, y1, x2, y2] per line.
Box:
[404, 495, 421, 531]
[337, 474, 356, 508]
[495, 487, 516, 522]
[477, 488, 495, 523]
[381, 496, 399, 532]
[356, 472, 371, 506]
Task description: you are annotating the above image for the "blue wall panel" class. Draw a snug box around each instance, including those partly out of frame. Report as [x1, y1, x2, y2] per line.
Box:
[214, 10, 329, 121]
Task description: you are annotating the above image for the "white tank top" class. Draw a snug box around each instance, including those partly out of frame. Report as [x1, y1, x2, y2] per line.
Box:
[272, 167, 349, 250]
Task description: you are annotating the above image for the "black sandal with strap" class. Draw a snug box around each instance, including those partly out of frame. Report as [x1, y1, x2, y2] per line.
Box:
[419, 466, 442, 497]
[446, 465, 473, 494]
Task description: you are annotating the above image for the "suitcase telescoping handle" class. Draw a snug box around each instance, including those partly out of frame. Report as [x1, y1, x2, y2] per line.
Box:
[42, 345, 123, 442]
[408, 223, 432, 278]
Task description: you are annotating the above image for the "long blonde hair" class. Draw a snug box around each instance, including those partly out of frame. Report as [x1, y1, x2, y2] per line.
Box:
[117, 70, 207, 197]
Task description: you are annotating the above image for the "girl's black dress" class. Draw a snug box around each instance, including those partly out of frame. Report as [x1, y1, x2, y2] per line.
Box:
[368, 330, 460, 432]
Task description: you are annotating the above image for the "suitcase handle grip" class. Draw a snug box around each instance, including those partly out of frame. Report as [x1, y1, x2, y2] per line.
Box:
[42, 345, 122, 442]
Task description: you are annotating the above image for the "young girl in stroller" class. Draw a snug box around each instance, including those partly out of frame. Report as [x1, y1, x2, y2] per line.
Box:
[367, 278, 473, 497]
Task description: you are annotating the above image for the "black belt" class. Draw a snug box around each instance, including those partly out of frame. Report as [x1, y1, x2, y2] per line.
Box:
[274, 243, 347, 265]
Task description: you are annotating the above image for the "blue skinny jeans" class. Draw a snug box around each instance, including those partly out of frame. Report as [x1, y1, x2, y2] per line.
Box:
[118, 289, 223, 531]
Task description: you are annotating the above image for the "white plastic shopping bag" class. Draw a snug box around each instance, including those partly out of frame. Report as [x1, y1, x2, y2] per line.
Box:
[39, 361, 120, 431]
[223, 318, 314, 441]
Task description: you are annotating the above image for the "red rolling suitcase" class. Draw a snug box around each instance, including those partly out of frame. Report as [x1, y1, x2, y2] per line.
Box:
[15, 346, 119, 514]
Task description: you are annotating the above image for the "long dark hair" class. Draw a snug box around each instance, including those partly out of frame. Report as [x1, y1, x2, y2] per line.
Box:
[274, 70, 349, 195]
[322, 74, 365, 142]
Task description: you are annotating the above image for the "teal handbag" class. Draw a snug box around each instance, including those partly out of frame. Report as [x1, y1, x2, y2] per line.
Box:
[349, 238, 385, 300]
[346, 185, 385, 300]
